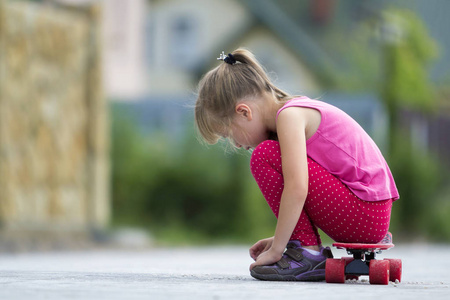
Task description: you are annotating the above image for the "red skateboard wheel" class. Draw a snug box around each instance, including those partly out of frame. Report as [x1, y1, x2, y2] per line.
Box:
[325, 258, 346, 283]
[369, 260, 390, 285]
[384, 258, 402, 283]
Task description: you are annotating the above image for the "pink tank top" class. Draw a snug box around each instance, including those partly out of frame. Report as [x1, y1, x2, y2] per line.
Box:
[277, 97, 399, 202]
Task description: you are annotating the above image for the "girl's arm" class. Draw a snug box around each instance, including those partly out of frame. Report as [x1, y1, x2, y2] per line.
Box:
[250, 107, 309, 270]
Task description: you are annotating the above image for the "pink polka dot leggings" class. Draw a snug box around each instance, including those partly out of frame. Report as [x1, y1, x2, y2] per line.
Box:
[250, 140, 393, 246]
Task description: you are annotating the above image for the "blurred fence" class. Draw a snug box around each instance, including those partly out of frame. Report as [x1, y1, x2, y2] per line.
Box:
[0, 0, 109, 251]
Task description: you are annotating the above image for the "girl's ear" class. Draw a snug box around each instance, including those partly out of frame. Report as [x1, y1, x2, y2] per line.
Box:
[235, 104, 253, 120]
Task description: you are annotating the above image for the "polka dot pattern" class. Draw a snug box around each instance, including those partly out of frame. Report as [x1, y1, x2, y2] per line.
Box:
[250, 140, 393, 246]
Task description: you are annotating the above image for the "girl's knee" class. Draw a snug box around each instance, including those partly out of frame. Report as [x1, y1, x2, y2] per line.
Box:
[252, 140, 280, 157]
[250, 140, 281, 173]
[251, 140, 280, 162]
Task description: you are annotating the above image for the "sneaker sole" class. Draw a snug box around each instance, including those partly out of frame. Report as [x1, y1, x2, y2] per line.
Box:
[250, 269, 325, 281]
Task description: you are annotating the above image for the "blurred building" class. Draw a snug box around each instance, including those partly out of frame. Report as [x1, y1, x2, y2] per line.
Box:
[145, 0, 322, 97]
[106, 0, 382, 142]
[0, 0, 109, 251]
[103, 0, 323, 101]
[104, 0, 449, 163]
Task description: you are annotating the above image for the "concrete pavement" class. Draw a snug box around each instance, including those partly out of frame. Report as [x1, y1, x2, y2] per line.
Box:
[0, 243, 449, 299]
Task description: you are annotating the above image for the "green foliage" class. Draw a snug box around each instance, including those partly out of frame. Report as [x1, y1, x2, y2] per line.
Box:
[426, 184, 450, 242]
[382, 9, 439, 113]
[380, 9, 450, 241]
[387, 131, 442, 237]
[110, 108, 275, 245]
[328, 22, 381, 92]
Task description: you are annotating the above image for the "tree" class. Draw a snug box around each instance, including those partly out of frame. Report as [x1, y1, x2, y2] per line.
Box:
[379, 9, 443, 237]
[380, 8, 439, 153]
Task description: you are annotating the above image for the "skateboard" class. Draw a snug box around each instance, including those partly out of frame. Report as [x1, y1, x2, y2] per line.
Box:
[325, 232, 402, 285]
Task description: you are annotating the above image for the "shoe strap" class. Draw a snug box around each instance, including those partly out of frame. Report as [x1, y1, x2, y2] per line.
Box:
[284, 248, 304, 262]
[276, 257, 290, 269]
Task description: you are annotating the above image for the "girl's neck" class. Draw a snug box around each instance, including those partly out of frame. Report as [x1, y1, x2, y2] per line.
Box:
[261, 93, 284, 133]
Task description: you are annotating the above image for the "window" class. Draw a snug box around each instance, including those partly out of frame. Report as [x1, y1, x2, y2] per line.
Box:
[170, 15, 198, 70]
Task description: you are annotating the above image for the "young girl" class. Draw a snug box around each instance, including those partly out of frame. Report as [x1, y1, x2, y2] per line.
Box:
[195, 49, 399, 281]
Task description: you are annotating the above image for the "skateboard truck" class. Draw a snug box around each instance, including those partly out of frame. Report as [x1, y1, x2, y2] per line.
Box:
[344, 249, 377, 276]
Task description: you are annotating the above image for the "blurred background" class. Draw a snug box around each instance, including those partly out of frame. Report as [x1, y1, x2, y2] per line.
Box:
[0, 0, 449, 252]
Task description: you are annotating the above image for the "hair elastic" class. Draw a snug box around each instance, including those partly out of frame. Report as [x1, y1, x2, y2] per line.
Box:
[217, 51, 236, 65]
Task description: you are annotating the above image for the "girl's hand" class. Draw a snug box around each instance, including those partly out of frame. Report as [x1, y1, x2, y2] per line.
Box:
[249, 247, 283, 270]
[249, 237, 274, 261]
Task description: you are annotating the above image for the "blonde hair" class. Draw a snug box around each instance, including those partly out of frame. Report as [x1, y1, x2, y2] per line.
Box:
[195, 48, 292, 144]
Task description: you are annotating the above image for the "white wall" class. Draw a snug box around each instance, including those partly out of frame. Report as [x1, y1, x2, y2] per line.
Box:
[102, 0, 148, 99]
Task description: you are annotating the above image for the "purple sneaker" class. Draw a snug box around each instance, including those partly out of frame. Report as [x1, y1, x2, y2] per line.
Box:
[250, 240, 333, 281]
